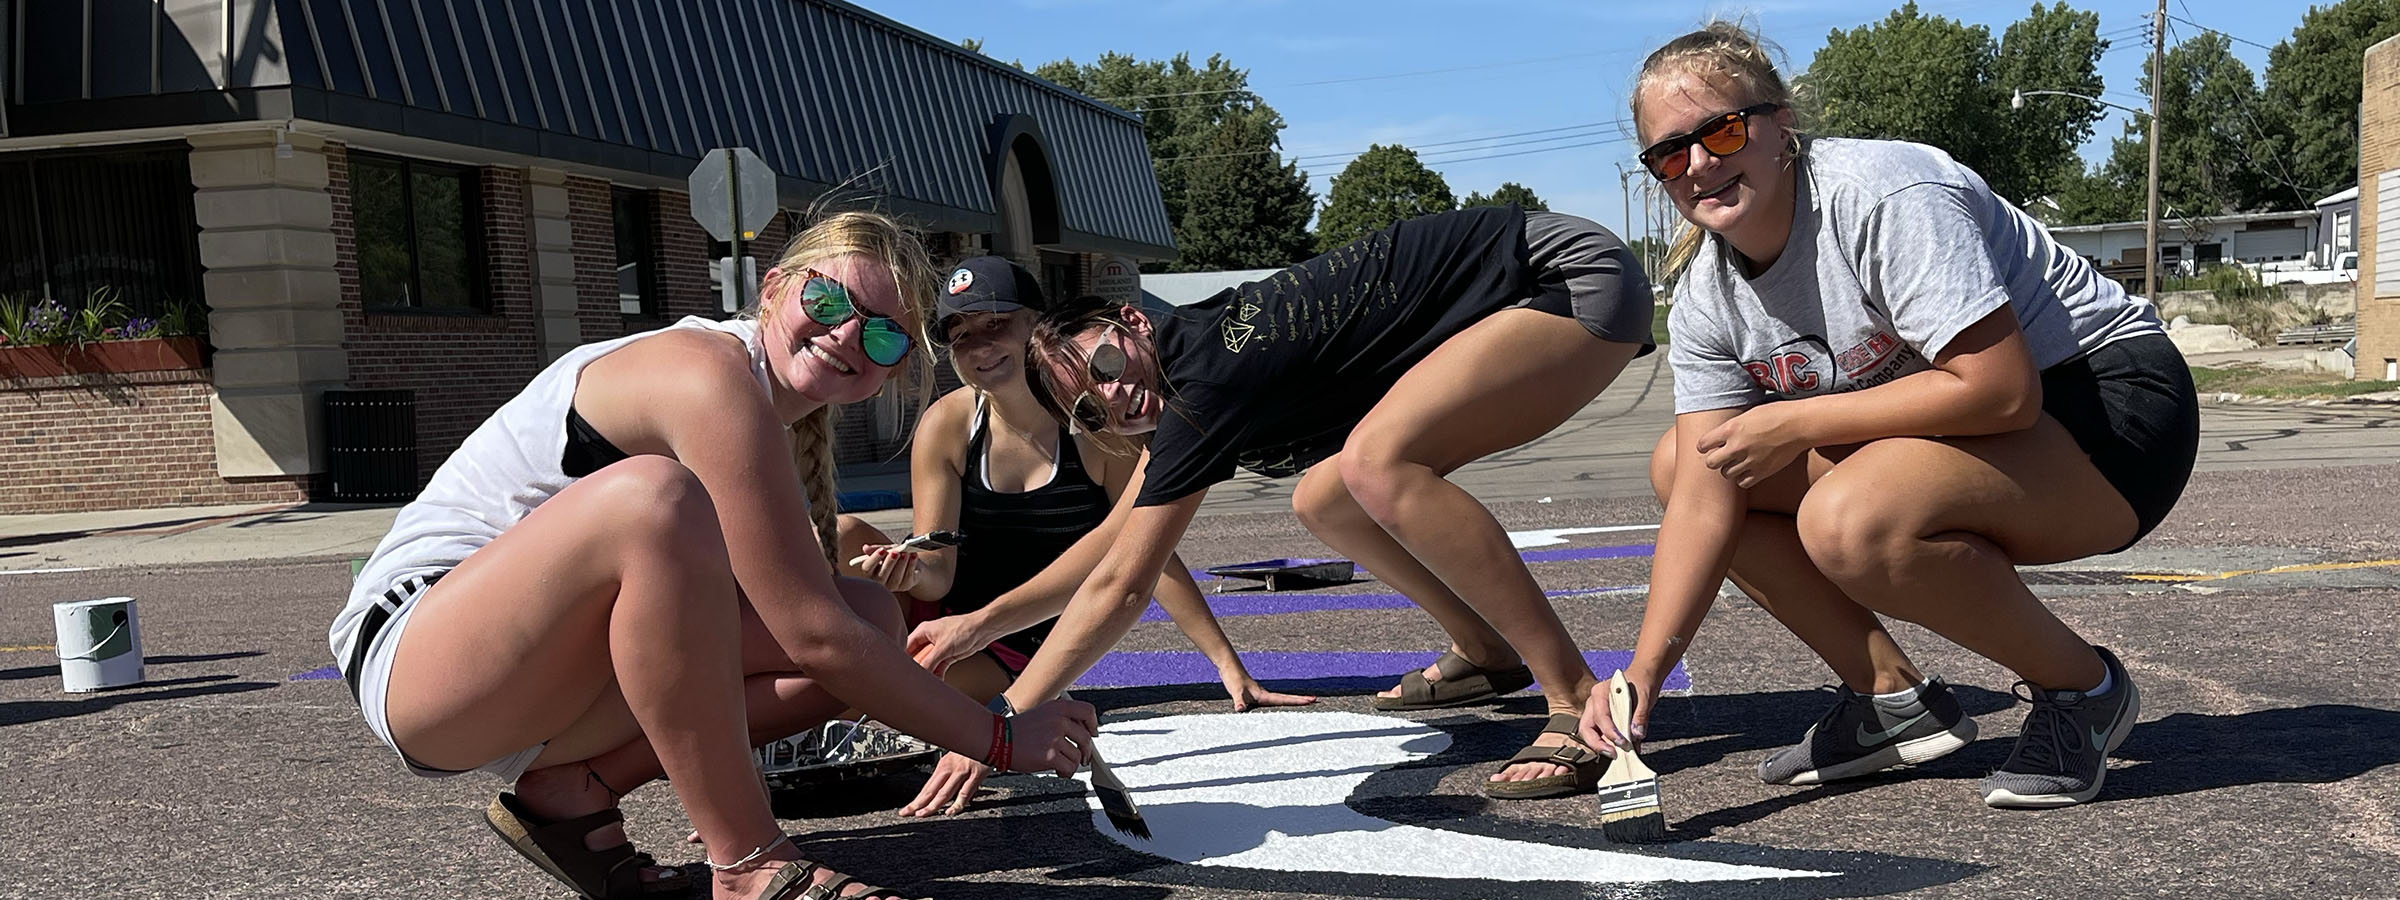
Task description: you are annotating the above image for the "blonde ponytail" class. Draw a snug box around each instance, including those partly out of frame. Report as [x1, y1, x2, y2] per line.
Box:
[788, 407, 841, 568]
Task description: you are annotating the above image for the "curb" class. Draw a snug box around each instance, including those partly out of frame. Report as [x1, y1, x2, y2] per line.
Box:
[2200, 392, 2400, 408]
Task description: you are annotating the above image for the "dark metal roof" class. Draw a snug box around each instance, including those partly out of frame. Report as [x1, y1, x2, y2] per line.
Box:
[3, 0, 1175, 258]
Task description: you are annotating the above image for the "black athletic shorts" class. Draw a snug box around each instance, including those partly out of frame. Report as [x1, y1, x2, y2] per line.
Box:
[2038, 332, 2198, 551]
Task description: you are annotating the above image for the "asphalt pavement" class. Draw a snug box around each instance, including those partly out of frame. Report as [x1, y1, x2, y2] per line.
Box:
[3, 352, 2398, 899]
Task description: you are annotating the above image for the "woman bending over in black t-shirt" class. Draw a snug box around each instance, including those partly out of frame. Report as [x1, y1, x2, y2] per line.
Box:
[900, 206, 1660, 811]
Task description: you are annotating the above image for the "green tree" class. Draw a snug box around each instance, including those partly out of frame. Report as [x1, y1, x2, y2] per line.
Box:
[1992, 3, 2109, 202]
[1462, 182, 1549, 211]
[1314, 144, 1456, 252]
[1177, 113, 1317, 270]
[2092, 32, 2277, 218]
[1800, 2, 2106, 206]
[2263, 0, 2400, 201]
[2050, 167, 2141, 227]
[1033, 53, 1294, 270]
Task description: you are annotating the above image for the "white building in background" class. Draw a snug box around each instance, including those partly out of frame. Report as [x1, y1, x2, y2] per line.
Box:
[2048, 208, 2321, 278]
[2319, 186, 2361, 267]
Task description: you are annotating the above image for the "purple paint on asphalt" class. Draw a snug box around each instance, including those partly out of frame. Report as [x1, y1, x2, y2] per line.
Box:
[1138, 584, 1641, 622]
[1519, 543, 1657, 564]
[291, 665, 340, 681]
[1075, 649, 1691, 693]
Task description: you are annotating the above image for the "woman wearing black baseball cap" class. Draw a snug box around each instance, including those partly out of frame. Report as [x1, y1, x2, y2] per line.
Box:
[840, 256, 1311, 738]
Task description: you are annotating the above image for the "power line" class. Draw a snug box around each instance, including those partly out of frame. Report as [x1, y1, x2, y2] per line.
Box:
[1307, 137, 1622, 180]
[1293, 118, 1629, 160]
[1153, 117, 1632, 165]
[2165, 13, 2275, 52]
[1092, 49, 1613, 103]
[1298, 128, 1625, 174]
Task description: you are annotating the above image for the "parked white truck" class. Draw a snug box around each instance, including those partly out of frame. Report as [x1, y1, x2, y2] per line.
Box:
[2251, 252, 2359, 286]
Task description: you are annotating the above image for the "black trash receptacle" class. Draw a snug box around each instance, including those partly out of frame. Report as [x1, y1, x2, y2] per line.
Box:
[322, 389, 419, 502]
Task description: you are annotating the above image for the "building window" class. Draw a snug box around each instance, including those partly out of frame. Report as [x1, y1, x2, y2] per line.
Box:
[612, 187, 658, 317]
[2195, 243, 2223, 266]
[353, 153, 483, 312]
[2336, 211, 2354, 253]
[0, 146, 204, 321]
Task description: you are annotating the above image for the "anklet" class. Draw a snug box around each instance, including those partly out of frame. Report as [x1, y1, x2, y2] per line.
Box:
[586, 761, 626, 800]
[705, 834, 792, 873]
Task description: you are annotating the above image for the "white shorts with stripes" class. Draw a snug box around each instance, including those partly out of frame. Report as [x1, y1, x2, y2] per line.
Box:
[344, 571, 546, 781]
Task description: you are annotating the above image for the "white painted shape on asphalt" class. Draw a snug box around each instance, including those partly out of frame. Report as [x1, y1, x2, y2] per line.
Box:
[1079, 711, 1830, 884]
[1508, 525, 1659, 549]
[0, 566, 96, 576]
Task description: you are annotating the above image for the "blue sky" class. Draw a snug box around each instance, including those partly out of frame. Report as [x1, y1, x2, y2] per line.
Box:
[870, 0, 2304, 239]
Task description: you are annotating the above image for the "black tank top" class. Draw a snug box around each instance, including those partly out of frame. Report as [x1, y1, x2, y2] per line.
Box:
[946, 398, 1112, 660]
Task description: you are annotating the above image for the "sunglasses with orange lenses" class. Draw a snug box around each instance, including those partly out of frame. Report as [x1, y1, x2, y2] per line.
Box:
[1639, 103, 1780, 181]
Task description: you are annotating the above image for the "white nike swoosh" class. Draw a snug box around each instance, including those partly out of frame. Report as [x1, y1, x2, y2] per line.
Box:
[1857, 711, 1931, 745]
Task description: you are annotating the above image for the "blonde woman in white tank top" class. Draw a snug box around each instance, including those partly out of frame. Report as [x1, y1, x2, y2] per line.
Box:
[330, 212, 1096, 900]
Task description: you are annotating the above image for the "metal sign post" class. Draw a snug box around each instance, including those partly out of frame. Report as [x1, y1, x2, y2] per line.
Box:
[689, 148, 778, 312]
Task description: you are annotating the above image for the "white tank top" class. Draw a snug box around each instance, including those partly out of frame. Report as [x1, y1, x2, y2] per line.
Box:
[328, 316, 772, 670]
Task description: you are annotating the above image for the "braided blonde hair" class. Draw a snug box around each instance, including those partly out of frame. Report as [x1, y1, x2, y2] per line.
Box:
[750, 210, 940, 565]
[1633, 20, 1804, 280]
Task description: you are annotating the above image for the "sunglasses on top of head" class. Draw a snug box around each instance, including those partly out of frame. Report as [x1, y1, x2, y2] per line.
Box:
[1639, 102, 1781, 182]
[794, 268, 912, 368]
[1066, 334, 1131, 433]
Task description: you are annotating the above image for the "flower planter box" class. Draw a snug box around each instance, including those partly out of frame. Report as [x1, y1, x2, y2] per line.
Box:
[0, 336, 210, 378]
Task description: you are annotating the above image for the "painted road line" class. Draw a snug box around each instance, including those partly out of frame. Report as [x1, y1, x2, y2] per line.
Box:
[1142, 584, 1645, 622]
[1079, 711, 1829, 883]
[1075, 649, 1691, 693]
[0, 644, 57, 652]
[291, 666, 342, 681]
[2126, 558, 2400, 583]
[0, 566, 96, 576]
[1510, 524, 1660, 548]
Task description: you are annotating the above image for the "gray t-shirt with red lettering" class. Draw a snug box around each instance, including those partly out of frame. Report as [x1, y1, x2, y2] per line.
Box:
[1669, 137, 2163, 414]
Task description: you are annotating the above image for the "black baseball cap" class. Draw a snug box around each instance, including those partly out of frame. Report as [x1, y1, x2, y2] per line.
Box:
[937, 257, 1047, 332]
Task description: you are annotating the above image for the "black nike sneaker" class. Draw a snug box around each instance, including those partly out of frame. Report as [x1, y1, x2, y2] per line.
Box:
[1758, 676, 1977, 786]
[1981, 646, 2141, 808]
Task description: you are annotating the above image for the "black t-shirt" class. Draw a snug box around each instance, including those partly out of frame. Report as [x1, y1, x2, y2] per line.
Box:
[1135, 206, 1537, 507]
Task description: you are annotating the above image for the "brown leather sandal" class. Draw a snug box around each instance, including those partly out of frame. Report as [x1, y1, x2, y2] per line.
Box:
[752, 857, 928, 900]
[1372, 649, 1535, 710]
[483, 791, 694, 898]
[1483, 713, 1607, 800]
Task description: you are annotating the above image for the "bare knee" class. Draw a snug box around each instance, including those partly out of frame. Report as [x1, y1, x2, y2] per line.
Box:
[1293, 464, 1365, 534]
[585, 456, 728, 569]
[1794, 475, 1915, 589]
[837, 514, 890, 556]
[1336, 448, 1423, 526]
[1649, 426, 1678, 504]
[836, 576, 905, 642]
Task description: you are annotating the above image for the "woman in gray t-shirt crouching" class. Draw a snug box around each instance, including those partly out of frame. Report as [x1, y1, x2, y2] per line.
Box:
[1585, 22, 2197, 811]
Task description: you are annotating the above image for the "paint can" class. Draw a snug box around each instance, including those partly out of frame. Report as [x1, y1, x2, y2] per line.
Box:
[54, 597, 144, 692]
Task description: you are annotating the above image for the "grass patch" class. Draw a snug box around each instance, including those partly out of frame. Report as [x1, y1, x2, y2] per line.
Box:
[1652, 304, 1672, 345]
[2190, 365, 2399, 398]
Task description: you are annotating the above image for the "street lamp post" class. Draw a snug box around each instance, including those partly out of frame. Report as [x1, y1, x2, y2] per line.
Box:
[2014, 85, 2162, 296]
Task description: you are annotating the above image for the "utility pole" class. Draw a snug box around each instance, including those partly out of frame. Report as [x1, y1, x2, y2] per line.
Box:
[2145, 0, 2165, 297]
[1641, 181, 1656, 277]
[1616, 163, 1636, 262]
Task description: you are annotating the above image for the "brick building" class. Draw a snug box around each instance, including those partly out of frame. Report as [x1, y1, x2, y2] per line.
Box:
[2364, 34, 2400, 383]
[0, 0, 1175, 513]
